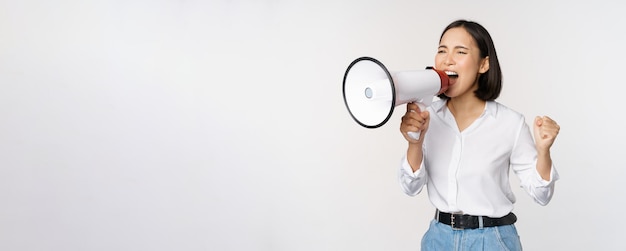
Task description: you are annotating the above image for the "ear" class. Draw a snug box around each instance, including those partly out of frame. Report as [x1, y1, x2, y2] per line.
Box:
[478, 56, 490, 74]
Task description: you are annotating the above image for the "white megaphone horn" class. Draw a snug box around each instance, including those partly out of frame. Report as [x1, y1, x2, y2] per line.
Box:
[342, 57, 450, 140]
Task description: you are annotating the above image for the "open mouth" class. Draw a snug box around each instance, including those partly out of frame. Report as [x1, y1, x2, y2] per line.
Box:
[445, 71, 458, 87]
[445, 71, 458, 78]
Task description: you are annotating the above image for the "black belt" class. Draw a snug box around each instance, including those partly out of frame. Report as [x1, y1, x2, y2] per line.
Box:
[436, 210, 517, 229]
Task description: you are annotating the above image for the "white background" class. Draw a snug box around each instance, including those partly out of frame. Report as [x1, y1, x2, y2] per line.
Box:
[1, 1, 624, 250]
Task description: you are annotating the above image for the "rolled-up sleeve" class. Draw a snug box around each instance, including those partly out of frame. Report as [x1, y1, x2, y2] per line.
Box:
[511, 117, 560, 206]
[516, 162, 559, 206]
[398, 155, 428, 196]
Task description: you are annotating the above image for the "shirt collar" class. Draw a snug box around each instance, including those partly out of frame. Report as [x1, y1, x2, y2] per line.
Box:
[484, 101, 498, 118]
[433, 99, 499, 118]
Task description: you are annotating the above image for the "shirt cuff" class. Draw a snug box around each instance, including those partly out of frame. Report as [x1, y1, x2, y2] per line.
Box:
[534, 164, 560, 187]
[401, 155, 424, 179]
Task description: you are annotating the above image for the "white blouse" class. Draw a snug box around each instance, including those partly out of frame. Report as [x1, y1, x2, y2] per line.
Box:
[399, 100, 559, 218]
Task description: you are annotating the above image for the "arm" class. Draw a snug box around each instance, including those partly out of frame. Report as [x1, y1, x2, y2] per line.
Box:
[406, 143, 424, 172]
[533, 116, 560, 181]
[401, 102, 430, 172]
[398, 103, 430, 196]
[511, 116, 560, 206]
[398, 153, 428, 196]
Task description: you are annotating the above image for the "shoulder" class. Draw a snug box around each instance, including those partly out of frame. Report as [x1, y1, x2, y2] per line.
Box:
[490, 101, 526, 123]
[429, 98, 447, 112]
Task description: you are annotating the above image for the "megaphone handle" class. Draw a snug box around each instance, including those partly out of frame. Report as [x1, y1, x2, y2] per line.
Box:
[407, 102, 427, 140]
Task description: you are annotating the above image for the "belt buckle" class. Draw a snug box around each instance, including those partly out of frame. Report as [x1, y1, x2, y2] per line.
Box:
[450, 212, 464, 230]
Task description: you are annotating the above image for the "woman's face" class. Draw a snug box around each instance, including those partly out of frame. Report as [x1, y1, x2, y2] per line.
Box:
[435, 27, 489, 98]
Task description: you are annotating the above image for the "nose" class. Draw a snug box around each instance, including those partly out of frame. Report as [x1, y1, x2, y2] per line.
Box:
[443, 53, 454, 66]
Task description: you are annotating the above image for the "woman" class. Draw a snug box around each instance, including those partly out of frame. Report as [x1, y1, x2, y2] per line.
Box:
[398, 19, 560, 250]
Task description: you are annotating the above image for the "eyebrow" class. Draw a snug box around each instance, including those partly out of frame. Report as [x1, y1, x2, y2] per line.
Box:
[438, 45, 470, 50]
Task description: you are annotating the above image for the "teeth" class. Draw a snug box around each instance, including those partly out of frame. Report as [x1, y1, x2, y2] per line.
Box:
[445, 71, 458, 77]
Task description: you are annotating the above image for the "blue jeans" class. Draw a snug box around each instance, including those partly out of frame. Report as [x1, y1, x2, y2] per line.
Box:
[421, 219, 523, 251]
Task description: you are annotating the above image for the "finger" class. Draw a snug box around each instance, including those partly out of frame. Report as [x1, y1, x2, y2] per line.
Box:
[406, 102, 415, 111]
[541, 116, 559, 125]
[400, 119, 421, 132]
[545, 118, 560, 130]
[535, 116, 543, 127]
[542, 116, 555, 123]
[402, 114, 425, 128]
[407, 102, 420, 113]
[402, 118, 424, 130]
[539, 116, 560, 131]
[404, 124, 421, 133]
[402, 112, 422, 123]
[540, 126, 559, 139]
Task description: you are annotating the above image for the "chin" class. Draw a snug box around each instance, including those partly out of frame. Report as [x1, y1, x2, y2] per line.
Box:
[443, 91, 457, 98]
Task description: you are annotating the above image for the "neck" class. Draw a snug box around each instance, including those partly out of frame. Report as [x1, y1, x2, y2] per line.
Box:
[447, 96, 485, 116]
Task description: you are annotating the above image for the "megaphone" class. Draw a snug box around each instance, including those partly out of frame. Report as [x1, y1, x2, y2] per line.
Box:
[342, 57, 450, 139]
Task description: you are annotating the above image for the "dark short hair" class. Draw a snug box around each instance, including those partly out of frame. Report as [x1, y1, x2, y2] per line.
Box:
[437, 20, 502, 101]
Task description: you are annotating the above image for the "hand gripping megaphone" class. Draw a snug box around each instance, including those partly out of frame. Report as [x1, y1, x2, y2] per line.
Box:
[342, 57, 450, 139]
